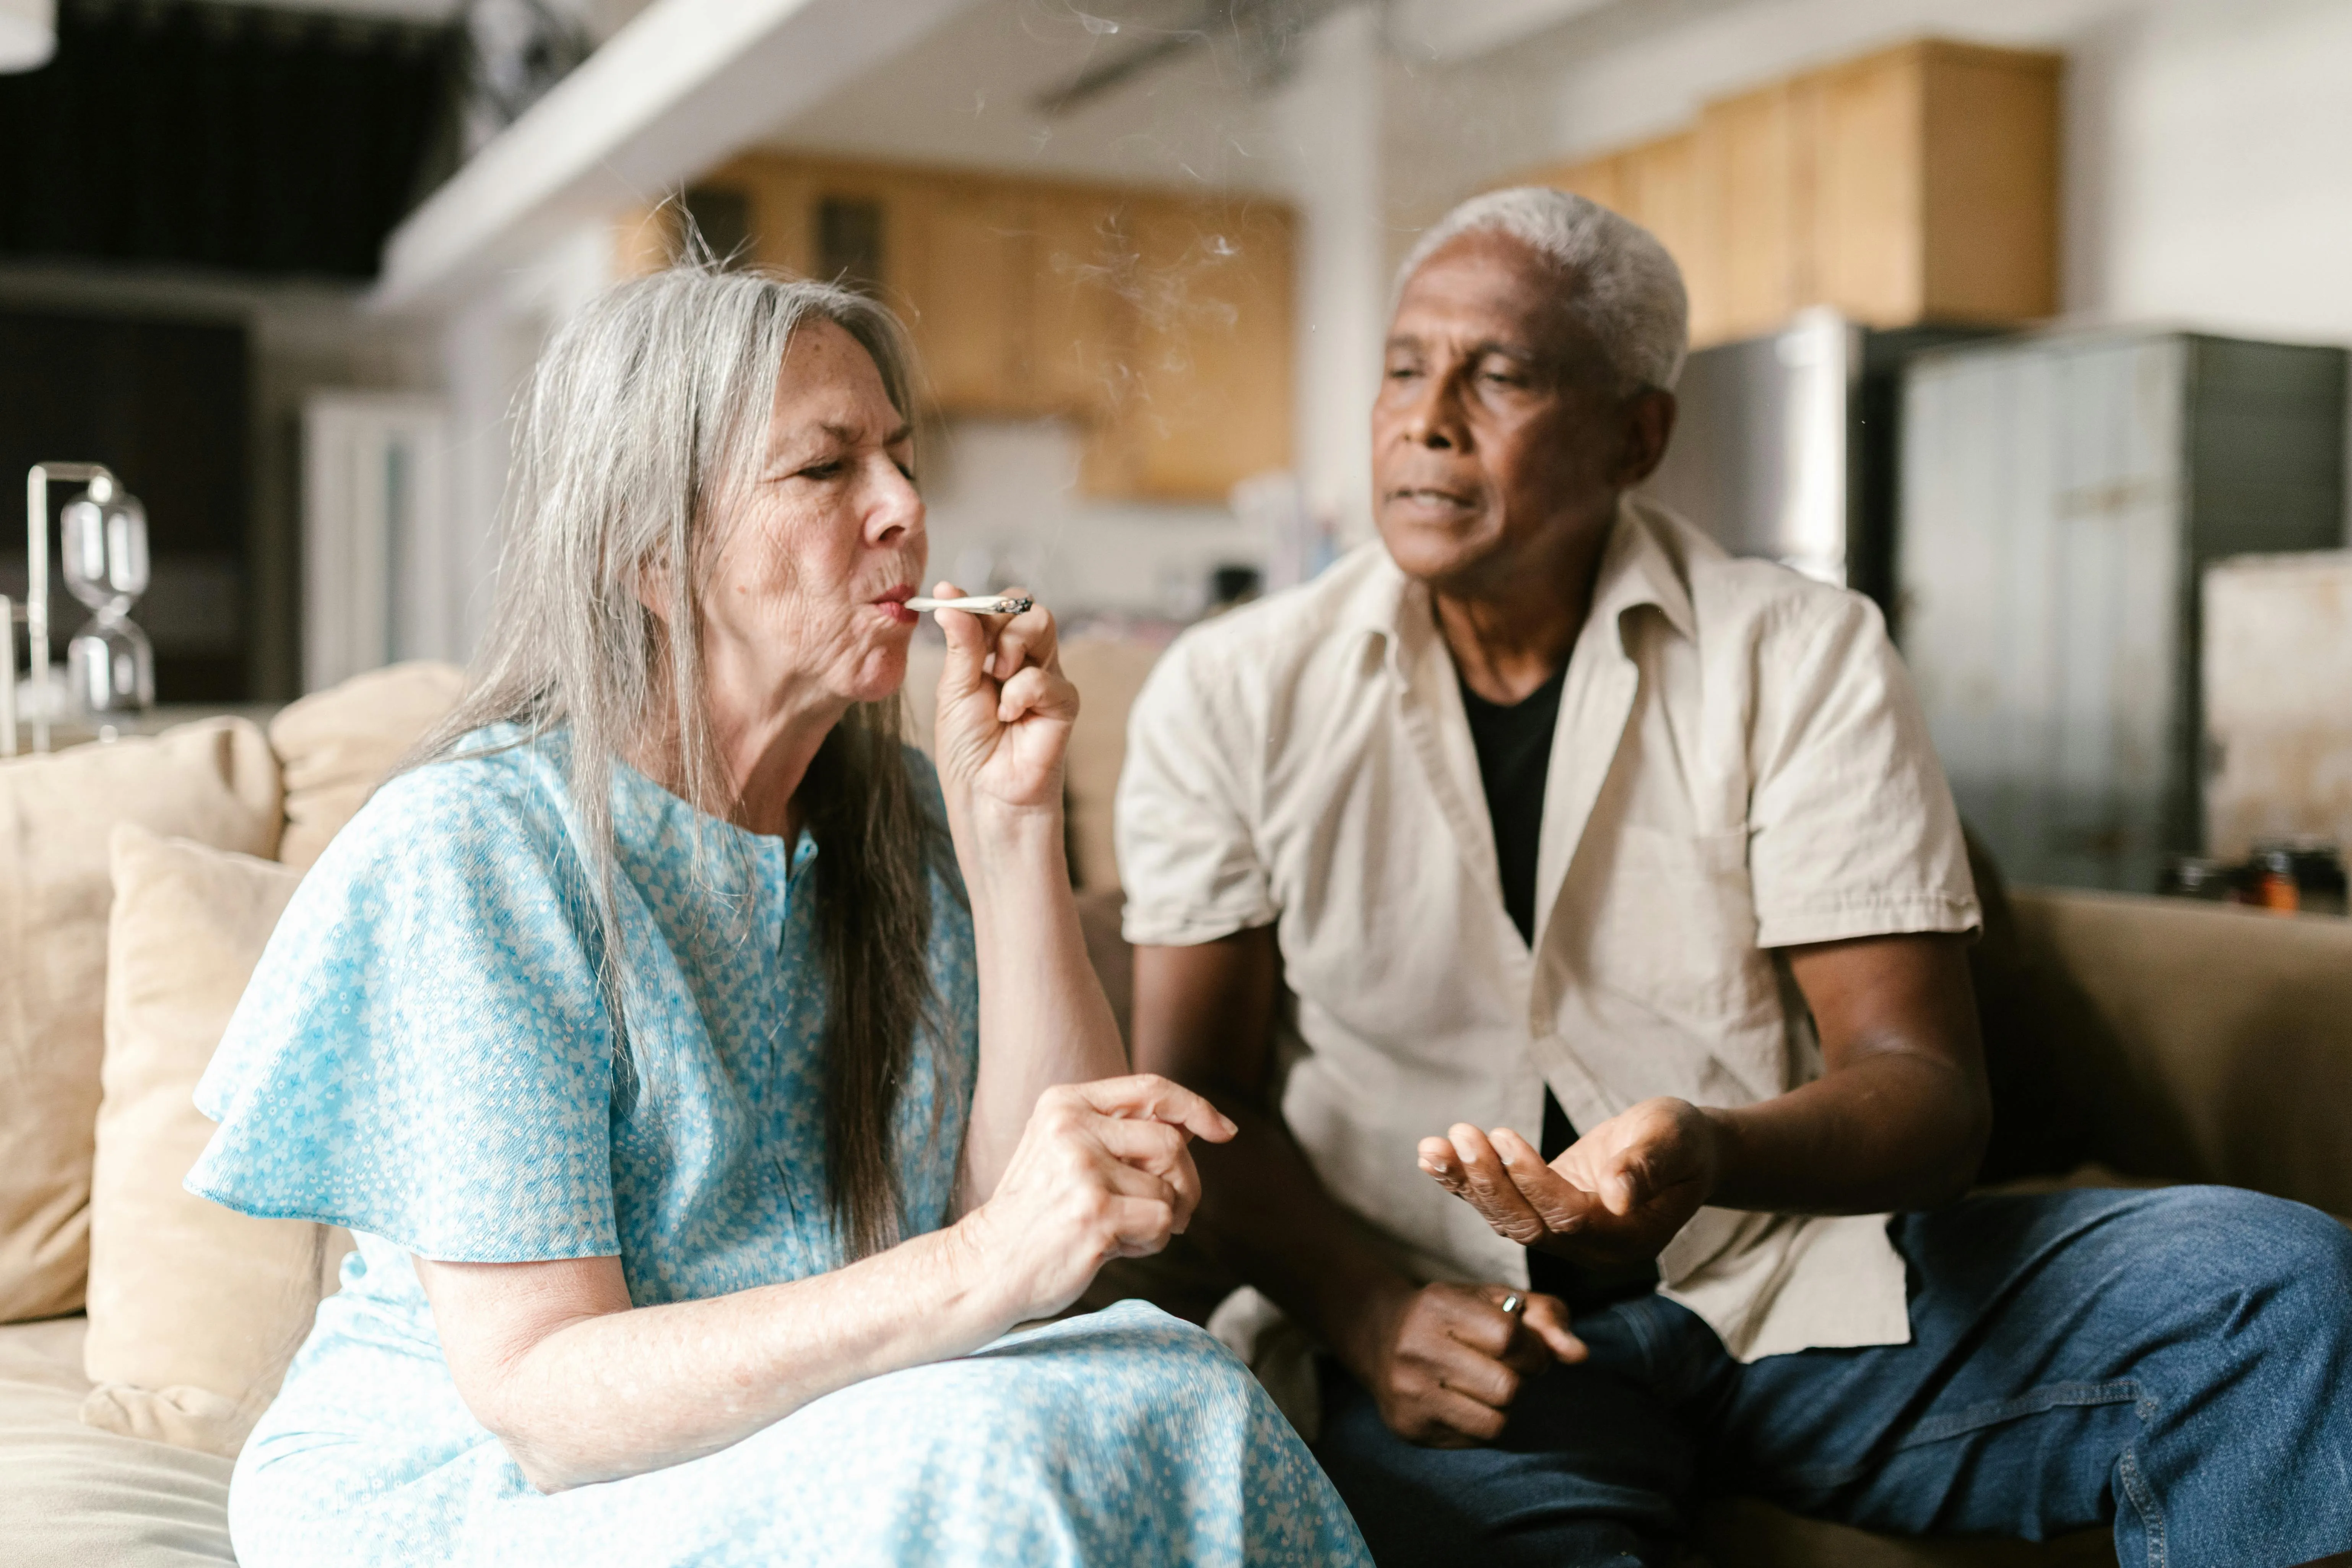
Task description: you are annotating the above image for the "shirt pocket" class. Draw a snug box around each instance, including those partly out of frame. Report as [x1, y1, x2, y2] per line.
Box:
[1573, 824, 1769, 1024]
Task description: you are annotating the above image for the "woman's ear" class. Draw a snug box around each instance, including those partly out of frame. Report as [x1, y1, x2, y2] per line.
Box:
[635, 554, 674, 624]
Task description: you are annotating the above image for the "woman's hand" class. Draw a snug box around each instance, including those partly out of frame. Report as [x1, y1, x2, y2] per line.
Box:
[956, 1074, 1236, 1324]
[927, 580, 1076, 816]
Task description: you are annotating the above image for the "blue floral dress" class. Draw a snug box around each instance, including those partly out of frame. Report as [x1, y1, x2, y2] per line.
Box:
[187, 729, 1369, 1568]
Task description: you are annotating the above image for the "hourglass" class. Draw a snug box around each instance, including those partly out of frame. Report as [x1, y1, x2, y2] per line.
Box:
[7, 462, 152, 755]
[59, 475, 154, 717]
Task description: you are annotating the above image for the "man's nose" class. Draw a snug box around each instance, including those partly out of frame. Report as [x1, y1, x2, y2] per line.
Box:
[1397, 370, 1468, 451]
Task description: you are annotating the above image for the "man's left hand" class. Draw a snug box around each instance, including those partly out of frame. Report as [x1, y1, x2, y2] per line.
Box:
[1417, 1097, 1723, 1269]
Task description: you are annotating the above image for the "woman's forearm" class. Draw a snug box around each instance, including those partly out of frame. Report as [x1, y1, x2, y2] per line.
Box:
[421, 1222, 1015, 1492]
[946, 795, 1128, 1203]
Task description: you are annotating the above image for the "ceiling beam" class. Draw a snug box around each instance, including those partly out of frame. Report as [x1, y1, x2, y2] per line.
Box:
[373, 0, 976, 311]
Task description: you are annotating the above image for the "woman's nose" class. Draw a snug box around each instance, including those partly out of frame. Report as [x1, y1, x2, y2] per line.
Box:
[866, 462, 923, 544]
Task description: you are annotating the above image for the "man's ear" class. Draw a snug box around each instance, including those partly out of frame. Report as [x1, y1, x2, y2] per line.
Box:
[1616, 389, 1678, 487]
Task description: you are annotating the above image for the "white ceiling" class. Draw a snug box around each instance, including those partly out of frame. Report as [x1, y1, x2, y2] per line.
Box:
[763, 0, 1296, 194]
[1389, 0, 1614, 63]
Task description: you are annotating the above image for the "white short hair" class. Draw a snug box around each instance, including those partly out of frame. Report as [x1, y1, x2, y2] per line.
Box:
[1394, 186, 1689, 392]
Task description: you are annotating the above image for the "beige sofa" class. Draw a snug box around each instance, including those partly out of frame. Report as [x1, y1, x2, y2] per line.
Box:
[4, 645, 2346, 1568]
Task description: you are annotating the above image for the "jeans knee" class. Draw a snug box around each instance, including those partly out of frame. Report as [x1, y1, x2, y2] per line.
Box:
[2137, 1186, 2352, 1334]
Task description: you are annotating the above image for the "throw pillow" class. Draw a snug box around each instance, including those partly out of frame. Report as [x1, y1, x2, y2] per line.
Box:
[0, 718, 281, 1323]
[270, 660, 465, 870]
[80, 824, 348, 1458]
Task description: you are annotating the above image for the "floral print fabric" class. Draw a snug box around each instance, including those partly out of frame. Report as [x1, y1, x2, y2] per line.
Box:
[187, 730, 1368, 1567]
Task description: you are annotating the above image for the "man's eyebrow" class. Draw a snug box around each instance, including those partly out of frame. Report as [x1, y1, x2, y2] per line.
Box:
[1383, 331, 1541, 362]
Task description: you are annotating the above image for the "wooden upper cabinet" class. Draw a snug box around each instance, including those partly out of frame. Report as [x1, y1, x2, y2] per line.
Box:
[615, 153, 1295, 502]
[1915, 44, 2061, 323]
[1698, 81, 1814, 343]
[1021, 191, 1131, 418]
[900, 184, 1033, 415]
[1083, 197, 1295, 501]
[1530, 152, 1624, 214]
[1617, 132, 1704, 321]
[1518, 38, 2059, 348]
[1810, 46, 1924, 326]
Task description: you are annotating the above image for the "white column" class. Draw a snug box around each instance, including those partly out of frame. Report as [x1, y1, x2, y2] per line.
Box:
[1272, 6, 1391, 548]
[435, 293, 538, 661]
[422, 218, 619, 662]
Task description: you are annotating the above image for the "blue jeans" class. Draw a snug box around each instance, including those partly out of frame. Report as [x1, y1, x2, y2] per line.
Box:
[1313, 1188, 2352, 1568]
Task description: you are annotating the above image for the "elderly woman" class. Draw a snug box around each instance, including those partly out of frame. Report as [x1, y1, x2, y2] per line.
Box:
[186, 269, 1369, 1567]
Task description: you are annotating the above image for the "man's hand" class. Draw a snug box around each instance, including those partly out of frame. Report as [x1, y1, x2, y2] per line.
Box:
[1356, 1280, 1585, 1447]
[1418, 1097, 1723, 1269]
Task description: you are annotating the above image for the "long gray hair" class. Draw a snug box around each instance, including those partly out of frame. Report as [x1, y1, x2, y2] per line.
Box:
[410, 265, 947, 1260]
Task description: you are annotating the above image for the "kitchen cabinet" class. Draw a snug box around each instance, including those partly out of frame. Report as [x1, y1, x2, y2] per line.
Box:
[617, 155, 1294, 502]
[1813, 41, 2061, 330]
[1080, 196, 1295, 500]
[1523, 39, 2060, 349]
[1698, 80, 1811, 343]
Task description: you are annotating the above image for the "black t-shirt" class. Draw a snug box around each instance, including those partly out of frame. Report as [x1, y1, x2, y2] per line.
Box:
[1459, 666, 1656, 1311]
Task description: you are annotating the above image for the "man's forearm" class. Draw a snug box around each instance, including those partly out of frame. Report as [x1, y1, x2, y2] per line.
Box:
[1705, 1046, 1989, 1215]
[1132, 931, 1422, 1380]
[1701, 933, 1993, 1217]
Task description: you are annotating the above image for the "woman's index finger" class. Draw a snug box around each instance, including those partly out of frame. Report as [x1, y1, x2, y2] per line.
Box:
[1073, 1074, 1237, 1142]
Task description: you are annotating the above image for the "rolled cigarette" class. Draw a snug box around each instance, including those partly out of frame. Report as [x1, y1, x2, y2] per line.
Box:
[904, 594, 1035, 614]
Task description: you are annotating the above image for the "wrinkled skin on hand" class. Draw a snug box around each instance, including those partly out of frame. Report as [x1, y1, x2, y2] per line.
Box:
[1418, 1096, 1723, 1272]
[925, 580, 1074, 817]
[962, 1074, 1236, 1325]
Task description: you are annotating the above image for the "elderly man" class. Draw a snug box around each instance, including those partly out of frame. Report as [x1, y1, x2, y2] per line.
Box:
[1114, 188, 2352, 1568]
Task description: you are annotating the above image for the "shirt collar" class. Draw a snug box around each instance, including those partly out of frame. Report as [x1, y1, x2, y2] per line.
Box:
[1351, 492, 1697, 687]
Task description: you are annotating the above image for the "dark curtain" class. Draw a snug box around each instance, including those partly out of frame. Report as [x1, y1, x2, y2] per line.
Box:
[0, 306, 252, 701]
[0, 0, 455, 279]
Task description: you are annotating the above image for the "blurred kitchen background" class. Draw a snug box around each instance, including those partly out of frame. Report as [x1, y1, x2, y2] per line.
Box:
[2, 0, 2349, 904]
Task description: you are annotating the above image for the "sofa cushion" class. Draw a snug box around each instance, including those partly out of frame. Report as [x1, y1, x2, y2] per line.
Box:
[269, 660, 466, 871]
[0, 719, 283, 1324]
[0, 1315, 237, 1567]
[2012, 887, 2352, 1216]
[82, 825, 348, 1459]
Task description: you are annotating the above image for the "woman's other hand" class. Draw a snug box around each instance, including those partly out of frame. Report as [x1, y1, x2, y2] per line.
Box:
[929, 580, 1076, 816]
[956, 1074, 1236, 1324]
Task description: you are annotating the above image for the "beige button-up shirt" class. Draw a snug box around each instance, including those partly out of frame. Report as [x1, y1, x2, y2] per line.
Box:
[1116, 497, 1980, 1362]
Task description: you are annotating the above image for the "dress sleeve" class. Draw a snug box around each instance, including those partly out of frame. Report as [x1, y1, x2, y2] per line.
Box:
[1114, 631, 1279, 947]
[1746, 591, 1981, 949]
[186, 760, 621, 1262]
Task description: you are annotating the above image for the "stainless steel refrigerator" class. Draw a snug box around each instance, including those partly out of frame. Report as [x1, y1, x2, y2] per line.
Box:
[1641, 308, 1994, 614]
